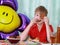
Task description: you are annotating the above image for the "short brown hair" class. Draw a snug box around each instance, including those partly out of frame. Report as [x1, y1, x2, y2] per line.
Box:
[35, 6, 48, 16]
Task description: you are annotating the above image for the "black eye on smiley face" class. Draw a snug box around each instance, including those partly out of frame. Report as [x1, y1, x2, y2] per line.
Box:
[2, 12, 5, 15]
[6, 13, 8, 16]
[2, 12, 8, 16]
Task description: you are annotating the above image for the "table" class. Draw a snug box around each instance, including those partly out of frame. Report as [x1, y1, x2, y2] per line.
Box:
[0, 40, 41, 45]
[0, 40, 19, 45]
[0, 40, 55, 45]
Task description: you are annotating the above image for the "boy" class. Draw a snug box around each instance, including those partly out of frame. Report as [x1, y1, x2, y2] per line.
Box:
[20, 6, 53, 43]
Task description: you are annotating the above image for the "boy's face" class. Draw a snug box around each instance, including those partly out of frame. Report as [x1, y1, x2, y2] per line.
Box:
[34, 11, 45, 22]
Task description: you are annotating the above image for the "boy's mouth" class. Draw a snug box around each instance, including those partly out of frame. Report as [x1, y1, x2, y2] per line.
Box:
[36, 20, 41, 22]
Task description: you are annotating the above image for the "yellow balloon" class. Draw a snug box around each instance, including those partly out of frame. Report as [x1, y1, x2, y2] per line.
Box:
[0, 6, 21, 33]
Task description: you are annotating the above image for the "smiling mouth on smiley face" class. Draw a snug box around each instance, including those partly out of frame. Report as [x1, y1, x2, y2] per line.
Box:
[0, 12, 14, 25]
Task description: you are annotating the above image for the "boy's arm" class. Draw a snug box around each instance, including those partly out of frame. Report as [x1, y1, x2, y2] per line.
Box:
[45, 24, 51, 43]
[44, 17, 52, 43]
[20, 17, 37, 41]
[20, 22, 33, 41]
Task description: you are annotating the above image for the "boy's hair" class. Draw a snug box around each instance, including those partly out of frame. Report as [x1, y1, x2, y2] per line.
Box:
[35, 6, 48, 16]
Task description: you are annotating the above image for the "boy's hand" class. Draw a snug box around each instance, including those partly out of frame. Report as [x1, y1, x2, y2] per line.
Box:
[30, 17, 37, 24]
[31, 38, 39, 43]
[44, 17, 49, 25]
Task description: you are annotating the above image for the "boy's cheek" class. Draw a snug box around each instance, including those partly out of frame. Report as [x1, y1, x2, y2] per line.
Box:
[40, 15, 45, 19]
[34, 16, 39, 20]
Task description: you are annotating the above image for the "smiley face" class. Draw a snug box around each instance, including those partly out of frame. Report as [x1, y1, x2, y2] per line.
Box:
[0, 6, 21, 33]
[0, 12, 14, 24]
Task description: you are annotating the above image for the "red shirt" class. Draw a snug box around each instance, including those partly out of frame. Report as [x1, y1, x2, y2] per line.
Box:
[28, 23, 53, 43]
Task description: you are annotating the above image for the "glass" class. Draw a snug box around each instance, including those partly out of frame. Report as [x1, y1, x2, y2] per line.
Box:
[7, 38, 20, 45]
[7, 36, 20, 45]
